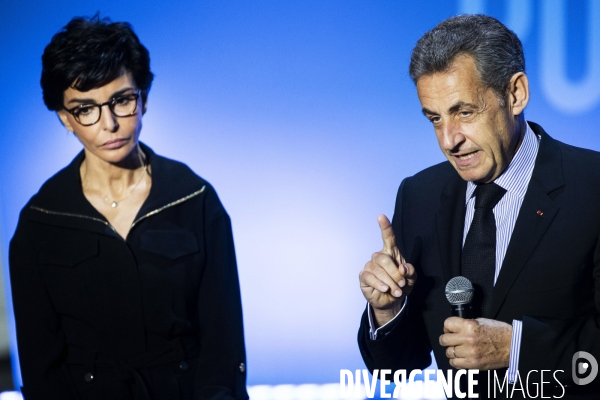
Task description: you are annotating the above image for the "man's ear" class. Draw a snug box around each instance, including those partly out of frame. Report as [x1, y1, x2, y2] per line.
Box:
[141, 91, 148, 115]
[507, 72, 529, 116]
[57, 109, 75, 132]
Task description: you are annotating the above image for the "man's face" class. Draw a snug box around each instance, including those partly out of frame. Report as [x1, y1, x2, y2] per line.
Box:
[416, 55, 522, 183]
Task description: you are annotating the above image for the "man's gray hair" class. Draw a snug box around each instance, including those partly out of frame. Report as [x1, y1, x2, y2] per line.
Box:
[409, 14, 525, 106]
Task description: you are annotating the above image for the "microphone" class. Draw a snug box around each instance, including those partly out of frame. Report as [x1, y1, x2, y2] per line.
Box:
[445, 276, 474, 319]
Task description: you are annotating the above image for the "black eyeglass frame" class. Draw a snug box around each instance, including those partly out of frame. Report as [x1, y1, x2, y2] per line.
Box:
[63, 91, 141, 127]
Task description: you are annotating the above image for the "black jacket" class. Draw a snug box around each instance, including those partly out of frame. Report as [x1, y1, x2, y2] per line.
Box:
[10, 143, 248, 400]
[358, 123, 600, 398]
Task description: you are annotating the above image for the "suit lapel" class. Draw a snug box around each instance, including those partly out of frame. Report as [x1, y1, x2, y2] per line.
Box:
[436, 174, 467, 286]
[489, 124, 565, 318]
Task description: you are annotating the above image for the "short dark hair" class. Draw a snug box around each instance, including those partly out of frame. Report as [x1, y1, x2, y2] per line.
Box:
[409, 14, 525, 105]
[41, 14, 154, 111]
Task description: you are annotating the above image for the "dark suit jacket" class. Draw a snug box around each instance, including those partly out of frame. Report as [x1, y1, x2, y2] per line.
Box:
[358, 123, 600, 398]
[10, 143, 248, 400]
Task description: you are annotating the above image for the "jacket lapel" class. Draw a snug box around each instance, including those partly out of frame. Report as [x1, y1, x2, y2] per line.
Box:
[436, 173, 467, 286]
[489, 124, 565, 318]
[27, 150, 120, 238]
[133, 143, 206, 221]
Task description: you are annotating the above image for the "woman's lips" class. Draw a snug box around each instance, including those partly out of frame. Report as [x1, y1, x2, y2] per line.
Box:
[102, 138, 129, 149]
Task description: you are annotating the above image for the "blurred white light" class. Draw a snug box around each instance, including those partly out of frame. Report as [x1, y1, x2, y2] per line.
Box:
[0, 381, 448, 399]
[272, 384, 298, 399]
[0, 392, 23, 400]
[294, 384, 319, 399]
[247, 381, 447, 399]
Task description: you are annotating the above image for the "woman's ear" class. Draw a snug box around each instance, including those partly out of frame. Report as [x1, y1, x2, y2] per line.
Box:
[57, 110, 75, 132]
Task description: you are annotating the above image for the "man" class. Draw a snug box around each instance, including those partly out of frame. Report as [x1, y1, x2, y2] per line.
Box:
[358, 14, 600, 398]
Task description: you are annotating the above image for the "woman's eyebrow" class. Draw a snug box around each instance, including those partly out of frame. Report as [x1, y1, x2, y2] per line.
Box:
[109, 87, 137, 97]
[66, 87, 137, 104]
[66, 97, 95, 105]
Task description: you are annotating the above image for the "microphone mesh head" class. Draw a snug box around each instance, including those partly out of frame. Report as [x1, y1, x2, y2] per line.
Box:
[445, 276, 474, 305]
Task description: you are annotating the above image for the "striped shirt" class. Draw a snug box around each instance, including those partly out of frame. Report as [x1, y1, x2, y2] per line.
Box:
[463, 122, 539, 382]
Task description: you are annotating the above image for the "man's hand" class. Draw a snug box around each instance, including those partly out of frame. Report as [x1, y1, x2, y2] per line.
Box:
[359, 215, 417, 327]
[439, 317, 512, 370]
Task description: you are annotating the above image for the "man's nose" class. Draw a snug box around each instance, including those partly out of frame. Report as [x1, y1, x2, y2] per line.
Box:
[438, 120, 464, 151]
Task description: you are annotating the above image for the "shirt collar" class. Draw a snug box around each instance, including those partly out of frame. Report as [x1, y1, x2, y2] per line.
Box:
[466, 121, 540, 203]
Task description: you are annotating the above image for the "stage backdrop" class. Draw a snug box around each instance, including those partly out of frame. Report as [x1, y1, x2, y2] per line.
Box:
[1, 0, 599, 390]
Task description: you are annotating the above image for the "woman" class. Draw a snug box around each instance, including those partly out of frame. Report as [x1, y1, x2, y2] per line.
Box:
[9, 15, 248, 400]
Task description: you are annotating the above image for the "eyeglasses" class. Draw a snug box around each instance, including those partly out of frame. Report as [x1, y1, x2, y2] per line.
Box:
[63, 92, 140, 126]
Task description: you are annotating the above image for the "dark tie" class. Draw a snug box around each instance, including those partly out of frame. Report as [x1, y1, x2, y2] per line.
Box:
[461, 182, 507, 318]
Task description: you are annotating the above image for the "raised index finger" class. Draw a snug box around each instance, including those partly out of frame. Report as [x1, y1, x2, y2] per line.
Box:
[378, 214, 397, 255]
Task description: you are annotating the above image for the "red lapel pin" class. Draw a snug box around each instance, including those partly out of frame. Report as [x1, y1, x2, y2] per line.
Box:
[537, 210, 544, 216]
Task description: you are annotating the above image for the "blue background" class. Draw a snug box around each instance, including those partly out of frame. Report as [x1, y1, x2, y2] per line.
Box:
[1, 0, 599, 389]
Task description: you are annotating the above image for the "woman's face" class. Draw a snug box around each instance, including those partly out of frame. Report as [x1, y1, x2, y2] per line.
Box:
[57, 71, 146, 165]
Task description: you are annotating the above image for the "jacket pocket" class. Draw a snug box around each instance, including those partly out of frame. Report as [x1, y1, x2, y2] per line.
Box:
[140, 230, 199, 260]
[39, 235, 98, 266]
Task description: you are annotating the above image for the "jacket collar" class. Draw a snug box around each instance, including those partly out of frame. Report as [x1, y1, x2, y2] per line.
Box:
[28, 142, 205, 230]
[135, 143, 205, 220]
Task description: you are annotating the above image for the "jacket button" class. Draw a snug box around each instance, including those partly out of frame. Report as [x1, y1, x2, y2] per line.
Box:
[84, 373, 94, 382]
[179, 361, 189, 371]
[239, 363, 245, 373]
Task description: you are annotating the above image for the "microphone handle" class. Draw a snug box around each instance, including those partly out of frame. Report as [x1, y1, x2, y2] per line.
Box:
[451, 304, 473, 319]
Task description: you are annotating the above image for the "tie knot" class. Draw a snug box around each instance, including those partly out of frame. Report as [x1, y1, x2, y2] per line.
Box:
[474, 183, 507, 209]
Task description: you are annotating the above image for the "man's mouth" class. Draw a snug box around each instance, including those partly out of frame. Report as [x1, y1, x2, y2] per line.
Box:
[456, 151, 477, 160]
